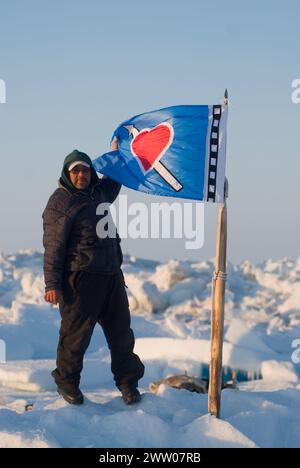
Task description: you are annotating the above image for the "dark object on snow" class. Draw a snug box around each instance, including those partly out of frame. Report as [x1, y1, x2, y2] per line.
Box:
[24, 404, 34, 411]
[150, 374, 209, 394]
[149, 373, 238, 394]
[119, 383, 142, 405]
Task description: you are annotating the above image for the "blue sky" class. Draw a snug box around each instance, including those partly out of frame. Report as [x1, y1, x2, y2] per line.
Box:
[0, 0, 299, 263]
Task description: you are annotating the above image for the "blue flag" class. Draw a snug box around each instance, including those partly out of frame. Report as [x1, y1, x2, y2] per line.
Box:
[93, 104, 228, 203]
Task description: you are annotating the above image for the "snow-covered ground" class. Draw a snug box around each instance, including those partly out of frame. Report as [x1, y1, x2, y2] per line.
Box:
[0, 249, 300, 448]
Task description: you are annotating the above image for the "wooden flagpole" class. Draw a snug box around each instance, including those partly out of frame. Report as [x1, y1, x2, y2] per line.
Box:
[208, 90, 229, 418]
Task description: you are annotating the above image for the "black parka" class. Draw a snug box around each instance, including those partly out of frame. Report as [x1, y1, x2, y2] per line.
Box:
[42, 168, 123, 292]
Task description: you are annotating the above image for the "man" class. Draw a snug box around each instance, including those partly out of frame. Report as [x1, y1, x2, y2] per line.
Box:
[42, 145, 144, 406]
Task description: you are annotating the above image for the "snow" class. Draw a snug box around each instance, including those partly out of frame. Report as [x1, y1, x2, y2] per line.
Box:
[0, 250, 300, 448]
[261, 360, 298, 382]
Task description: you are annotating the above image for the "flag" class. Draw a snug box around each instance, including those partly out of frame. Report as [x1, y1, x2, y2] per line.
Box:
[93, 104, 228, 203]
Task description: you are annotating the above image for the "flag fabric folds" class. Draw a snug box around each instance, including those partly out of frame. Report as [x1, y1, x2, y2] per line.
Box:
[93, 104, 228, 203]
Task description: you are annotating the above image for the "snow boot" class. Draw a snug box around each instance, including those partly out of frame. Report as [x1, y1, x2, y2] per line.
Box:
[119, 384, 141, 405]
[57, 384, 84, 405]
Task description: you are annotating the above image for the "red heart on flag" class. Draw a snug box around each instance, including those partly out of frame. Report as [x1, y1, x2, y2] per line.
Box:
[131, 123, 174, 172]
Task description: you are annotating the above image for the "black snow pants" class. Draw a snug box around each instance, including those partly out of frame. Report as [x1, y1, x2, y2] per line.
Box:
[51, 268, 145, 389]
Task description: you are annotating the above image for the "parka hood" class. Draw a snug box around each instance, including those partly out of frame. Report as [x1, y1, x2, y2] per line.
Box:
[60, 149, 99, 195]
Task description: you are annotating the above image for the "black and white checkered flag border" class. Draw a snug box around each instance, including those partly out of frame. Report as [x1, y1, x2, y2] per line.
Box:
[206, 105, 222, 202]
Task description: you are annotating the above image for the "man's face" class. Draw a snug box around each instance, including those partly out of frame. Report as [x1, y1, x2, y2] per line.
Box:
[69, 164, 92, 190]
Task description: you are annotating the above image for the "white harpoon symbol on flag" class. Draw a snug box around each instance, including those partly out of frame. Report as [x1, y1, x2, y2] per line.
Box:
[124, 124, 183, 192]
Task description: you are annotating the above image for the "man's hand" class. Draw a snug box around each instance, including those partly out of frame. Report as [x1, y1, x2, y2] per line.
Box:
[44, 289, 61, 305]
[111, 136, 119, 151]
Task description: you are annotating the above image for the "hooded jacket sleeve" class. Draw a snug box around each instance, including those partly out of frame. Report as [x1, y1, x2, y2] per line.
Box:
[42, 193, 73, 292]
[98, 176, 122, 204]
